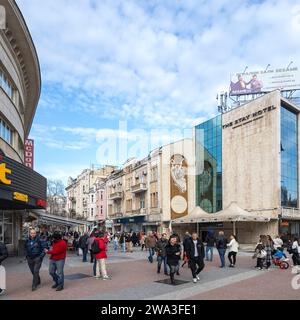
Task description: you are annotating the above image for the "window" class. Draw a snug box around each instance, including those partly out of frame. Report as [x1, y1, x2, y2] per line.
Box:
[151, 192, 158, 208]
[91, 208, 94, 217]
[0, 118, 14, 146]
[91, 195, 94, 203]
[100, 205, 103, 214]
[100, 192, 103, 200]
[0, 211, 13, 245]
[140, 194, 145, 209]
[0, 68, 18, 104]
[151, 167, 158, 182]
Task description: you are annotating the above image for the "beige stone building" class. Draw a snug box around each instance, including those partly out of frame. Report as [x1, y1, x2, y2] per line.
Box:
[107, 138, 195, 233]
[65, 165, 116, 222]
[0, 1, 47, 253]
[176, 90, 300, 244]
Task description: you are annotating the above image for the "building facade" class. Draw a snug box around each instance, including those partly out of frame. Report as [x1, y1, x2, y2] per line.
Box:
[65, 165, 116, 223]
[107, 138, 195, 234]
[193, 90, 300, 243]
[0, 0, 47, 253]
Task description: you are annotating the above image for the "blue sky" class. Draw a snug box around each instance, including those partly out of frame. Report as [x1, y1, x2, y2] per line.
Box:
[16, 0, 300, 184]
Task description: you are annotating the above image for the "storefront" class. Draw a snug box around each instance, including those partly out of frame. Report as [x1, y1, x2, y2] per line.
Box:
[0, 154, 47, 254]
[113, 215, 146, 233]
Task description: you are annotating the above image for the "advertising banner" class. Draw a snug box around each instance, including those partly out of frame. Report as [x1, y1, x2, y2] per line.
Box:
[229, 66, 300, 96]
[24, 139, 34, 169]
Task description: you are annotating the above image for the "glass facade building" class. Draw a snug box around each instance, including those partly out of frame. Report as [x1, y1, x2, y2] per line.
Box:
[195, 115, 222, 213]
[281, 105, 298, 208]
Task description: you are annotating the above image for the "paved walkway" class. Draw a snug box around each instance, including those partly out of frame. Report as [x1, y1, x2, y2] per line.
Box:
[1, 246, 299, 300]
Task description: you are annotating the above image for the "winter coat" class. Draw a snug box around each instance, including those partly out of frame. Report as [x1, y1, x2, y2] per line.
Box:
[205, 234, 216, 247]
[47, 239, 67, 261]
[155, 239, 168, 257]
[145, 236, 157, 248]
[216, 236, 228, 250]
[24, 237, 46, 259]
[87, 236, 95, 250]
[78, 234, 89, 249]
[183, 236, 191, 251]
[166, 243, 181, 266]
[94, 237, 107, 259]
[227, 239, 239, 253]
[0, 242, 8, 264]
[185, 238, 205, 260]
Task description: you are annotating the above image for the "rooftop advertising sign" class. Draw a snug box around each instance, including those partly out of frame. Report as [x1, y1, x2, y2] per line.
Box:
[229, 66, 300, 96]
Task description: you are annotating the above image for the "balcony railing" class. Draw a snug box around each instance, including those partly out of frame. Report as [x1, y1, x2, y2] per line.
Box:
[109, 191, 123, 200]
[131, 183, 147, 193]
[132, 208, 147, 215]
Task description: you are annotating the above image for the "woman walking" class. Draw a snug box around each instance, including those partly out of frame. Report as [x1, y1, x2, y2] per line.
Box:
[262, 235, 273, 270]
[291, 237, 300, 266]
[165, 235, 181, 285]
[227, 235, 239, 267]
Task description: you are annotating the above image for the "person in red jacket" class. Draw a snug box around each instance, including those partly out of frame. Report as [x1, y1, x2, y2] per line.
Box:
[94, 231, 111, 280]
[45, 231, 67, 291]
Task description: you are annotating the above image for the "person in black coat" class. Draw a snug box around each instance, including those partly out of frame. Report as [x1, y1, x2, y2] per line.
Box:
[0, 241, 8, 295]
[216, 231, 228, 268]
[185, 233, 205, 283]
[166, 235, 181, 285]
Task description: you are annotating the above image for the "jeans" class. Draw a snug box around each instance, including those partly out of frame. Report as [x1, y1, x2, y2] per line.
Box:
[205, 246, 214, 261]
[93, 258, 97, 276]
[256, 258, 263, 269]
[82, 247, 88, 262]
[89, 250, 94, 263]
[157, 256, 168, 274]
[96, 258, 108, 278]
[218, 249, 226, 267]
[189, 257, 205, 278]
[49, 259, 65, 288]
[148, 248, 155, 263]
[27, 256, 43, 288]
[122, 241, 126, 253]
[113, 242, 118, 251]
[228, 251, 237, 265]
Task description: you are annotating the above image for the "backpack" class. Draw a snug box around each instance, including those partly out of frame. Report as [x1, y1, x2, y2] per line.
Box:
[91, 239, 101, 254]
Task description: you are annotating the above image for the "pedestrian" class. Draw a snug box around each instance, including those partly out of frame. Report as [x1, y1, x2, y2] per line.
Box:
[165, 235, 181, 285]
[119, 232, 126, 253]
[113, 234, 119, 251]
[145, 231, 157, 263]
[273, 235, 283, 250]
[262, 235, 273, 270]
[0, 241, 8, 295]
[45, 231, 67, 291]
[126, 233, 133, 253]
[24, 228, 46, 291]
[140, 232, 146, 251]
[254, 239, 267, 270]
[87, 232, 95, 263]
[205, 230, 215, 262]
[290, 237, 300, 266]
[216, 231, 227, 268]
[93, 231, 111, 280]
[182, 232, 191, 268]
[155, 233, 168, 275]
[78, 232, 89, 262]
[227, 235, 239, 267]
[185, 232, 205, 283]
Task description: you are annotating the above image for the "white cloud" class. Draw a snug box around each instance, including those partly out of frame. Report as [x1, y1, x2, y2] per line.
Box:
[17, 0, 300, 128]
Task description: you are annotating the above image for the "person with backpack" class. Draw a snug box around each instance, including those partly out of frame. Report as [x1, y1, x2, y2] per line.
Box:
[24, 228, 46, 291]
[78, 232, 89, 262]
[290, 237, 300, 266]
[0, 241, 8, 295]
[216, 231, 228, 268]
[45, 231, 67, 291]
[92, 231, 111, 280]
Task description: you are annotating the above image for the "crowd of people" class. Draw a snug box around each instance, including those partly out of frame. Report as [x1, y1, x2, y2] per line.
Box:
[0, 228, 300, 295]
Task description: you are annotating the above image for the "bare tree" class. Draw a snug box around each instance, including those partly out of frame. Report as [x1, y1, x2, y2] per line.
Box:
[47, 180, 66, 216]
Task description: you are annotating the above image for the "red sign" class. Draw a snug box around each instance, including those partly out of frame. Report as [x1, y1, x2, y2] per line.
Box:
[24, 139, 34, 169]
[37, 199, 47, 208]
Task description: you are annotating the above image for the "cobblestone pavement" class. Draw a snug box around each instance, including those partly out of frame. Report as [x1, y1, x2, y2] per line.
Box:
[1, 245, 299, 300]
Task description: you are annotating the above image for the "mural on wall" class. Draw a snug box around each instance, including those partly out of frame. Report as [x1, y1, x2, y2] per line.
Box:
[170, 154, 188, 220]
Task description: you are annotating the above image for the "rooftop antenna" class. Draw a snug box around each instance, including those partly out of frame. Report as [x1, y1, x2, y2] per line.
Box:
[243, 66, 248, 74]
[286, 61, 293, 70]
[264, 64, 271, 72]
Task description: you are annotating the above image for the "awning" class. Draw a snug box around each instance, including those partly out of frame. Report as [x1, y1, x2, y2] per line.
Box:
[172, 202, 277, 224]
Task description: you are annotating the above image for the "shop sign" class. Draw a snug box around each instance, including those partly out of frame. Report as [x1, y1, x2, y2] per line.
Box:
[0, 163, 11, 185]
[13, 192, 29, 203]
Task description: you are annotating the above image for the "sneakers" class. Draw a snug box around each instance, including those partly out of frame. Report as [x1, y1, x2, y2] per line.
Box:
[193, 278, 197, 283]
[0, 288, 5, 296]
[52, 283, 58, 289]
[196, 275, 200, 281]
[56, 286, 64, 291]
[102, 276, 111, 280]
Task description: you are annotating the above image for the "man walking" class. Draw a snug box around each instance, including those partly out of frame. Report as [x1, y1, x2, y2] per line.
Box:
[216, 231, 228, 268]
[145, 231, 157, 263]
[205, 230, 215, 261]
[45, 231, 67, 291]
[0, 241, 8, 295]
[78, 232, 89, 262]
[24, 228, 46, 291]
[155, 233, 168, 275]
[185, 232, 205, 283]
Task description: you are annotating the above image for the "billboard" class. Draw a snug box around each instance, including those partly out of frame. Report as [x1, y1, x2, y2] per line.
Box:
[229, 66, 300, 96]
[24, 139, 34, 169]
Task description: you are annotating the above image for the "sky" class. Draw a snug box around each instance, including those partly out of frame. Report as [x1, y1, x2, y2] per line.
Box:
[16, 0, 300, 185]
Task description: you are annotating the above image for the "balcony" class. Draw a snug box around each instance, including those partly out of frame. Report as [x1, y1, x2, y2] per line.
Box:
[109, 191, 123, 200]
[131, 183, 147, 194]
[132, 208, 147, 215]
